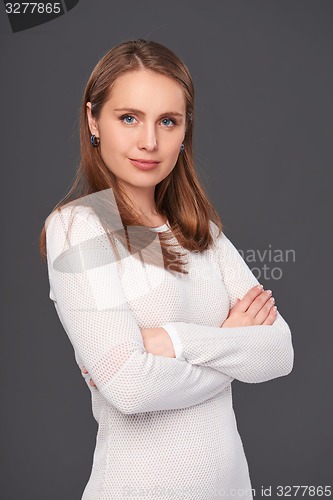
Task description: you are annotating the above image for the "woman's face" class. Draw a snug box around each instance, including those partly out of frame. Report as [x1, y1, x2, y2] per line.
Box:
[86, 69, 187, 198]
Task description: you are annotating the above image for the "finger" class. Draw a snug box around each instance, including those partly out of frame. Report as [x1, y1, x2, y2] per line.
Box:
[262, 306, 278, 325]
[254, 295, 275, 323]
[89, 379, 96, 387]
[82, 366, 88, 374]
[246, 289, 273, 317]
[236, 285, 264, 313]
[241, 288, 271, 317]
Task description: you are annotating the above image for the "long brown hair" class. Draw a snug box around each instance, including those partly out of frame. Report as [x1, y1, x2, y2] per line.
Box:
[39, 39, 223, 275]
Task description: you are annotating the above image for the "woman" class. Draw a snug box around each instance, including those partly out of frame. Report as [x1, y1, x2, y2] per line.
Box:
[40, 39, 294, 499]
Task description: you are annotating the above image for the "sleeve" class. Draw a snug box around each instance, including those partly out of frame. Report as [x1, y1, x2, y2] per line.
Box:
[161, 224, 294, 384]
[45, 207, 233, 415]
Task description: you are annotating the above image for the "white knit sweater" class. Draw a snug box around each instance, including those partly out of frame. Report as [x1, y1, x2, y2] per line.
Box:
[45, 201, 294, 500]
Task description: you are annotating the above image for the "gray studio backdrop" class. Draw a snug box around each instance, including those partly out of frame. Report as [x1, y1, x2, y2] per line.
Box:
[1, 1, 332, 498]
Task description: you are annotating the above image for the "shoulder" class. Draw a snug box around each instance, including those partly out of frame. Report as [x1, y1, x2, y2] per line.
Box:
[209, 220, 228, 245]
[45, 204, 96, 231]
[45, 204, 104, 262]
[208, 221, 242, 262]
[45, 204, 105, 238]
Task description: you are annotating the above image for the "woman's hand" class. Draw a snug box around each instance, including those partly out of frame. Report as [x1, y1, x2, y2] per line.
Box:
[81, 366, 96, 387]
[141, 327, 176, 358]
[81, 327, 175, 385]
[221, 284, 277, 328]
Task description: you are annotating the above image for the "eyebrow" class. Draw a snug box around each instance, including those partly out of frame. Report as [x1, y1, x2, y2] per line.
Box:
[114, 107, 185, 118]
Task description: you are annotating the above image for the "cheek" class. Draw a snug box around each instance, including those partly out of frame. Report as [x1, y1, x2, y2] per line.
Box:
[167, 144, 182, 162]
[162, 134, 183, 154]
[101, 128, 127, 155]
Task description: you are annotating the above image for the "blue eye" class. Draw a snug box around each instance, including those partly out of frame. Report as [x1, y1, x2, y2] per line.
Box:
[120, 115, 136, 124]
[162, 118, 177, 127]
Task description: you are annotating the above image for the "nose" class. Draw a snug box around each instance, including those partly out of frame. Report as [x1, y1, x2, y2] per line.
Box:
[138, 123, 158, 151]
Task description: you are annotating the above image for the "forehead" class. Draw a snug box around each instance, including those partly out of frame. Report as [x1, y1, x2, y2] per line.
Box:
[105, 70, 186, 111]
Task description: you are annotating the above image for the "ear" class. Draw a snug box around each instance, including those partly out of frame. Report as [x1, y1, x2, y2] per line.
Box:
[86, 102, 99, 136]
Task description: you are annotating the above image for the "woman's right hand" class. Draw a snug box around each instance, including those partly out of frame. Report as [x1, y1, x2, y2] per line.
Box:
[221, 284, 277, 328]
[82, 366, 96, 387]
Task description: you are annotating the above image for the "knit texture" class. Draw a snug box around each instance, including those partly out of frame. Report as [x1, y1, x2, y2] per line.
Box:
[45, 201, 294, 499]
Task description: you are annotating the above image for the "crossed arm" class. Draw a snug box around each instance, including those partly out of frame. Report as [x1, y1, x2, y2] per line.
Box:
[83, 283, 282, 385]
[47, 207, 293, 412]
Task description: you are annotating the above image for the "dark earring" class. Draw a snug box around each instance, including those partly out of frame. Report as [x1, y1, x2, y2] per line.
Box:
[180, 143, 185, 152]
[91, 134, 100, 147]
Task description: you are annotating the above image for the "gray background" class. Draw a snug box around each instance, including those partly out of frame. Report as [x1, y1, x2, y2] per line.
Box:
[1, 1, 332, 498]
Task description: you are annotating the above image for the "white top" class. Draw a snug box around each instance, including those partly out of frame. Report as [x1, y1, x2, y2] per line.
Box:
[45, 204, 294, 500]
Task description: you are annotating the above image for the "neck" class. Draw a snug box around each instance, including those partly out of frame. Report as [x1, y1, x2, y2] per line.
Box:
[120, 183, 160, 218]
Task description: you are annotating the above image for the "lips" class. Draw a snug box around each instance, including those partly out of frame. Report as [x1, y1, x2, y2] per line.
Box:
[129, 159, 160, 170]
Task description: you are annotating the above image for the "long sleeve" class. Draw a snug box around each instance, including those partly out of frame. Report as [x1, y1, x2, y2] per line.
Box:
[45, 206, 233, 415]
[161, 223, 294, 384]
